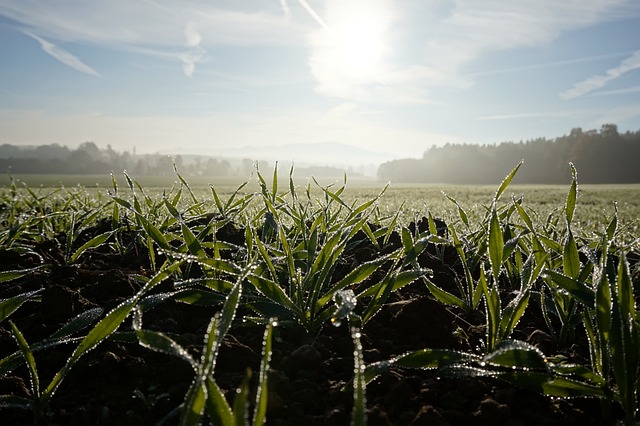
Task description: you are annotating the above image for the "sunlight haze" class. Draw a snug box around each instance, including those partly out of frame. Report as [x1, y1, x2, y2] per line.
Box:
[1, 0, 640, 166]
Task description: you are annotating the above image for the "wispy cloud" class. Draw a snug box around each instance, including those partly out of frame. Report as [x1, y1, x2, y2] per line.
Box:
[180, 23, 205, 77]
[0, 1, 306, 46]
[478, 110, 587, 121]
[0, 0, 309, 77]
[468, 51, 634, 77]
[184, 22, 202, 47]
[588, 85, 640, 97]
[178, 48, 205, 78]
[426, 0, 639, 73]
[560, 50, 640, 99]
[278, 0, 291, 20]
[23, 31, 102, 77]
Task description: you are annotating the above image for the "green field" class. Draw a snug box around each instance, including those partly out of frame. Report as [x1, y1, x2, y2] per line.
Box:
[3, 172, 639, 229]
[1, 166, 640, 424]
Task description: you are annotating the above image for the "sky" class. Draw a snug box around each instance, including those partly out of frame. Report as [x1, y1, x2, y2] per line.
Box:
[1, 0, 640, 164]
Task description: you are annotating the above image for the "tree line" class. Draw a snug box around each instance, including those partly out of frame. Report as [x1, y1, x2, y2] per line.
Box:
[0, 142, 358, 179]
[377, 124, 640, 184]
[0, 142, 250, 177]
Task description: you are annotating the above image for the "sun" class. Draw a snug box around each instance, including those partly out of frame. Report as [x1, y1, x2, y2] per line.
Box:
[332, 10, 385, 77]
[314, 0, 391, 83]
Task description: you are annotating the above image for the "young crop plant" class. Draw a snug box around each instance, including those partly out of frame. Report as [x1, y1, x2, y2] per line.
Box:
[236, 165, 429, 333]
[0, 257, 183, 424]
[131, 265, 275, 426]
[363, 161, 640, 424]
[421, 162, 539, 351]
[0, 175, 114, 265]
[542, 177, 640, 423]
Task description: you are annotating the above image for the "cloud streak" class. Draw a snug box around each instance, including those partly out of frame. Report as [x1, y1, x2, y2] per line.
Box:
[469, 51, 634, 77]
[560, 50, 640, 99]
[589, 85, 640, 97]
[0, 0, 309, 77]
[278, 0, 291, 20]
[477, 110, 587, 121]
[426, 0, 639, 71]
[23, 31, 102, 77]
[0, 1, 306, 46]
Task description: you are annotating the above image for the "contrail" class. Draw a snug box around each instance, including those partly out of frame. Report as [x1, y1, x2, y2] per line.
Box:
[469, 51, 634, 78]
[23, 31, 102, 77]
[297, 0, 333, 34]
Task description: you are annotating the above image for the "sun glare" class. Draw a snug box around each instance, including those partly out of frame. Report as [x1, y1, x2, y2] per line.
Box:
[318, 1, 391, 82]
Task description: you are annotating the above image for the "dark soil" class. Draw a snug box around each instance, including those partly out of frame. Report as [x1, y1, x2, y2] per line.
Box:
[0, 218, 625, 425]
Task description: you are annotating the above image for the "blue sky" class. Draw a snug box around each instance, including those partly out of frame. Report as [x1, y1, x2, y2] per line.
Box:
[1, 0, 640, 163]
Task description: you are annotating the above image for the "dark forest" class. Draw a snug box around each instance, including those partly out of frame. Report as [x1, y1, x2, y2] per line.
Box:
[378, 124, 640, 184]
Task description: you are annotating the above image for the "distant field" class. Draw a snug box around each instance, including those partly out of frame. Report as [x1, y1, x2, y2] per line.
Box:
[2, 173, 639, 231]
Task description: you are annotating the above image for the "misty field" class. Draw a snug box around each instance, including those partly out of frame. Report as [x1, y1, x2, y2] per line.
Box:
[1, 165, 640, 425]
[3, 171, 640, 227]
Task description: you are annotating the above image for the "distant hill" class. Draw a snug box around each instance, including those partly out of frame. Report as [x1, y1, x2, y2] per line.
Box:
[218, 142, 393, 171]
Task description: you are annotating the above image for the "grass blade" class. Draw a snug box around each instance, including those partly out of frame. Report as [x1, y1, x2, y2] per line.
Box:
[444, 193, 469, 227]
[565, 163, 578, 225]
[246, 274, 298, 314]
[485, 284, 501, 351]
[488, 206, 503, 283]
[252, 320, 275, 426]
[543, 270, 595, 307]
[562, 228, 580, 279]
[483, 340, 548, 370]
[44, 261, 182, 402]
[181, 223, 206, 258]
[9, 321, 40, 398]
[70, 231, 114, 263]
[49, 307, 104, 339]
[181, 379, 207, 426]
[0, 267, 42, 283]
[609, 255, 637, 420]
[317, 256, 389, 307]
[0, 290, 42, 324]
[424, 277, 467, 310]
[233, 371, 251, 426]
[134, 328, 197, 369]
[494, 160, 523, 202]
[363, 349, 479, 384]
[44, 299, 136, 401]
[492, 371, 611, 399]
[498, 291, 531, 342]
[350, 322, 367, 426]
